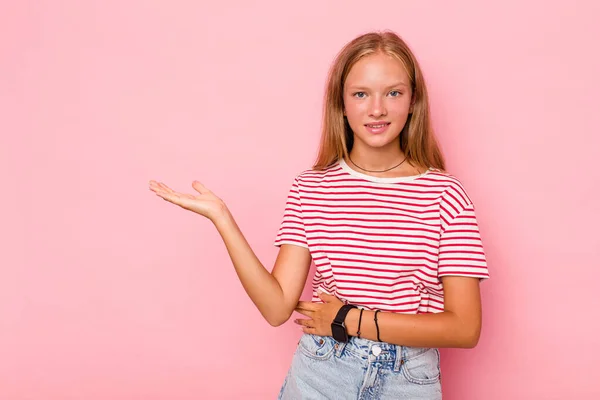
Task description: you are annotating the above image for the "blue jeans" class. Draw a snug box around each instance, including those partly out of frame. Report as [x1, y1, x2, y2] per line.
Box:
[278, 334, 442, 399]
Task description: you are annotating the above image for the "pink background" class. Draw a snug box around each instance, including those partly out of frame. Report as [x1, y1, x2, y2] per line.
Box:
[2, 1, 599, 399]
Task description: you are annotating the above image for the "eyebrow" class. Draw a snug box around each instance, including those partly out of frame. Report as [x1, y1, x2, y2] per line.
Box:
[347, 82, 409, 90]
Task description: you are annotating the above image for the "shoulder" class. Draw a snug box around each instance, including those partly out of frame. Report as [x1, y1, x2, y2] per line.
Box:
[425, 169, 474, 209]
[294, 162, 342, 186]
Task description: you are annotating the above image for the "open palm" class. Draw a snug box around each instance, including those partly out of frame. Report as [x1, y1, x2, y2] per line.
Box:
[148, 180, 225, 221]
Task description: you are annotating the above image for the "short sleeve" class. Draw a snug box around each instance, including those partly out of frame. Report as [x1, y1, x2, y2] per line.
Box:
[274, 177, 309, 249]
[438, 188, 490, 280]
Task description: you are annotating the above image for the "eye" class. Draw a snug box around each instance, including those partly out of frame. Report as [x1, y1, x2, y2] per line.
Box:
[389, 90, 402, 97]
[353, 92, 367, 98]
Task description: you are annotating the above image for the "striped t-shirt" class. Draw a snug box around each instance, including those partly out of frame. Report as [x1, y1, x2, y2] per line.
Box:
[274, 158, 489, 314]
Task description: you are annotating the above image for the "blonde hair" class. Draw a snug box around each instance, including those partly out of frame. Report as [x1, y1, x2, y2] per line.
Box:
[312, 31, 446, 171]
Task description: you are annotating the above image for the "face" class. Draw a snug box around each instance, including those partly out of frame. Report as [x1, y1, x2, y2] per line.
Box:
[343, 52, 413, 152]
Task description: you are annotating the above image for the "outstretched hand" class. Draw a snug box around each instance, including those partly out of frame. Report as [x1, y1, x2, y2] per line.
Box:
[294, 292, 345, 336]
[148, 180, 227, 222]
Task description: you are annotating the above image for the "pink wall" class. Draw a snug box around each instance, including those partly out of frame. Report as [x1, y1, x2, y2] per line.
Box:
[2, 1, 599, 399]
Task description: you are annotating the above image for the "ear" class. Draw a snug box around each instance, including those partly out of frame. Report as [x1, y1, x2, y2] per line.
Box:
[409, 96, 416, 114]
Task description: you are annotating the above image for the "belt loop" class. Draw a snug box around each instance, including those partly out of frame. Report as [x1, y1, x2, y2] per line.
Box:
[393, 345, 404, 372]
[334, 340, 347, 358]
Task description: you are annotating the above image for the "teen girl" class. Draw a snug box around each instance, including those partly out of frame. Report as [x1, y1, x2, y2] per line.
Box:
[149, 31, 489, 399]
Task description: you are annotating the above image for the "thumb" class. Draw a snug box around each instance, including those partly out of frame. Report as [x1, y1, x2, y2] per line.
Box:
[318, 291, 332, 302]
[192, 181, 209, 194]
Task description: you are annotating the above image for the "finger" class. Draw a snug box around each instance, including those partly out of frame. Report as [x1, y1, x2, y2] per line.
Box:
[295, 305, 315, 314]
[153, 189, 184, 205]
[148, 180, 162, 192]
[156, 192, 181, 205]
[149, 180, 163, 189]
[149, 181, 175, 196]
[192, 181, 210, 194]
[297, 301, 317, 311]
[300, 326, 318, 335]
[158, 182, 175, 193]
[294, 318, 313, 328]
[294, 308, 314, 317]
[162, 189, 193, 201]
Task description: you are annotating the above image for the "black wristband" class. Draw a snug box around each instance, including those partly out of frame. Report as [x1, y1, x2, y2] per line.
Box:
[331, 304, 357, 342]
[374, 310, 381, 342]
[356, 308, 364, 338]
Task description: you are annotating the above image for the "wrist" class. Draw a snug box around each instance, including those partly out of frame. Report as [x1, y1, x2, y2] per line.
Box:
[331, 304, 357, 342]
[211, 204, 232, 226]
[346, 308, 360, 336]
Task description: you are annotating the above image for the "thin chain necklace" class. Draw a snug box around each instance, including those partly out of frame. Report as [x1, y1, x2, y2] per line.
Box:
[348, 154, 407, 173]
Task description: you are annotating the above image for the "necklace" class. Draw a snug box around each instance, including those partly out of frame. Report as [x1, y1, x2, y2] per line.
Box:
[348, 155, 407, 173]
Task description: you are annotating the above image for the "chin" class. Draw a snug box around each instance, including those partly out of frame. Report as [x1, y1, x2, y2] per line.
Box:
[355, 132, 400, 149]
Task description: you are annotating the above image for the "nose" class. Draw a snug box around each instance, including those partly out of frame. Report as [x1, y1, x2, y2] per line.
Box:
[368, 95, 387, 118]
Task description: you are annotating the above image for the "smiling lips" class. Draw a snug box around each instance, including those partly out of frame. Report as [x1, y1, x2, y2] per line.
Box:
[364, 121, 391, 134]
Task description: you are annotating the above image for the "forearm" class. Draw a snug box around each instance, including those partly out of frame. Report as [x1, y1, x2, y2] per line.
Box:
[345, 309, 480, 348]
[212, 209, 287, 326]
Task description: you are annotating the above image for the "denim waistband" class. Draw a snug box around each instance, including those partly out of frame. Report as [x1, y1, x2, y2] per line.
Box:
[328, 335, 436, 372]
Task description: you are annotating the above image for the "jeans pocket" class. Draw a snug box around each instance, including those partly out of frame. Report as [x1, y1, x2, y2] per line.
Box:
[297, 334, 335, 361]
[401, 348, 441, 385]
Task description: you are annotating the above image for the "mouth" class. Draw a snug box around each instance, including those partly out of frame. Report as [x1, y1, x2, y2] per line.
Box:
[364, 122, 391, 134]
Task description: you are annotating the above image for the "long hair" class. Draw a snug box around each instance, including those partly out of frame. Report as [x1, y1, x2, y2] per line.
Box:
[312, 31, 446, 171]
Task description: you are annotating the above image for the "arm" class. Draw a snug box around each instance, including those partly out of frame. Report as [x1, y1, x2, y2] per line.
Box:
[149, 179, 312, 327]
[213, 210, 312, 326]
[344, 276, 482, 348]
[295, 276, 482, 348]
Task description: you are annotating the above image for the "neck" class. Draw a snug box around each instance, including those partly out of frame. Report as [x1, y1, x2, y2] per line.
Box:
[348, 149, 406, 172]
